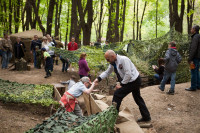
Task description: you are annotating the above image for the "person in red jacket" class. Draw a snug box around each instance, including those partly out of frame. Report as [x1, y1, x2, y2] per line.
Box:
[68, 37, 78, 51]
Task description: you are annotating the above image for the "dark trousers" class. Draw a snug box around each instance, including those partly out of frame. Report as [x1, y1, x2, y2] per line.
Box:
[45, 57, 53, 76]
[112, 76, 151, 119]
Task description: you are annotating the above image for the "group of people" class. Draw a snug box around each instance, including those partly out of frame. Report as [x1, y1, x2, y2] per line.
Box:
[152, 25, 200, 94]
[59, 25, 200, 124]
[0, 25, 199, 123]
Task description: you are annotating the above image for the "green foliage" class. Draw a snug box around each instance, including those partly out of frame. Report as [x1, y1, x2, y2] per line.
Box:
[126, 28, 191, 83]
[26, 105, 118, 133]
[0, 79, 58, 106]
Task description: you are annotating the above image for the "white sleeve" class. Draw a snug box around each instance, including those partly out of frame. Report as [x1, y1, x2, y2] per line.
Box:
[121, 59, 132, 84]
[99, 64, 114, 79]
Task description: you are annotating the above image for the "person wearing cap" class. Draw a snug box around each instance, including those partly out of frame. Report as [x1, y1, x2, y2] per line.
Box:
[94, 50, 151, 122]
[59, 76, 97, 116]
[185, 25, 200, 91]
[41, 48, 53, 78]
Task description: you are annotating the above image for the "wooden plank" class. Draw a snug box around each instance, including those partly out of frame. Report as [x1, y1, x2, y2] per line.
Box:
[54, 87, 61, 101]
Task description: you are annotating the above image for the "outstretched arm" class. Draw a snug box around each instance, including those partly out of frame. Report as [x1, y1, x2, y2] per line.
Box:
[83, 82, 97, 94]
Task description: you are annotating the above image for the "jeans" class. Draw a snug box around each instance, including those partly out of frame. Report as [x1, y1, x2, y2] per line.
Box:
[191, 58, 200, 90]
[154, 74, 160, 80]
[33, 51, 37, 68]
[60, 58, 68, 72]
[160, 71, 176, 92]
[2, 51, 12, 69]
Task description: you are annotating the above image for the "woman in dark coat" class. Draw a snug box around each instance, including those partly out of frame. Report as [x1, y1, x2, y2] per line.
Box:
[14, 37, 26, 59]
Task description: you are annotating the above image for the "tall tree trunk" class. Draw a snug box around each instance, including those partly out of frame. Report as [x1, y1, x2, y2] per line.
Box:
[54, 0, 62, 37]
[120, 0, 126, 42]
[97, 0, 104, 41]
[139, 1, 147, 40]
[30, 0, 46, 34]
[58, 0, 62, 38]
[55, 0, 59, 37]
[169, 0, 185, 33]
[14, 0, 20, 33]
[106, 0, 115, 43]
[31, 0, 40, 29]
[187, 0, 195, 34]
[133, 0, 136, 40]
[9, 0, 12, 34]
[114, 0, 120, 42]
[70, 0, 80, 43]
[136, 0, 139, 40]
[65, 1, 70, 47]
[77, 0, 93, 45]
[24, 0, 32, 31]
[156, 0, 158, 38]
[2, 1, 8, 33]
[21, 0, 25, 31]
[46, 0, 55, 35]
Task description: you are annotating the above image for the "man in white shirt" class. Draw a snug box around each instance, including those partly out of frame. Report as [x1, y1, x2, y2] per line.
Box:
[94, 50, 151, 122]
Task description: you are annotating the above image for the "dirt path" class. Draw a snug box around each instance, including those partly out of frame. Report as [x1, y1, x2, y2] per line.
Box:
[0, 63, 200, 133]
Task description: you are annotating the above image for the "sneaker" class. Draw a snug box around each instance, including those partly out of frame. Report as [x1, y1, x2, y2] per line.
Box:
[158, 86, 164, 91]
[166, 91, 174, 95]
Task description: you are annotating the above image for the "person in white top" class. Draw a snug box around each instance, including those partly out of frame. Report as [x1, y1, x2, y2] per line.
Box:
[94, 50, 151, 122]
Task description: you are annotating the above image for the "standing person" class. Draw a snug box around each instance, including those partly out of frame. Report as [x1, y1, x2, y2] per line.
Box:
[30, 35, 42, 68]
[41, 36, 48, 48]
[14, 37, 26, 59]
[158, 41, 182, 95]
[185, 25, 200, 91]
[35, 46, 42, 69]
[94, 50, 151, 122]
[0, 33, 12, 69]
[59, 77, 97, 116]
[46, 34, 57, 47]
[47, 37, 55, 71]
[68, 37, 78, 71]
[41, 48, 53, 78]
[55, 36, 64, 65]
[152, 58, 165, 82]
[78, 52, 90, 78]
[60, 54, 69, 72]
[68, 37, 78, 51]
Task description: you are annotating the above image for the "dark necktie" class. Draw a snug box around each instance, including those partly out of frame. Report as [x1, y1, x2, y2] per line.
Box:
[111, 62, 123, 82]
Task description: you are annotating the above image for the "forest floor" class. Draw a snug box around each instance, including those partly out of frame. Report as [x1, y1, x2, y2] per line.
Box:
[0, 62, 200, 133]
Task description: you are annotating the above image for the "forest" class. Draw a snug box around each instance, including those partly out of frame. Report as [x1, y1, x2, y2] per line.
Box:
[0, 0, 200, 45]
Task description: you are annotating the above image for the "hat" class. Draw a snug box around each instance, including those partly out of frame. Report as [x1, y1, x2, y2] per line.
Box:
[80, 77, 92, 84]
[41, 48, 46, 51]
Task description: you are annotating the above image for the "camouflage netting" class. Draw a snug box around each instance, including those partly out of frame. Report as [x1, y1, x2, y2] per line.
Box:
[52, 28, 191, 83]
[0, 79, 58, 106]
[26, 106, 118, 133]
[126, 28, 191, 83]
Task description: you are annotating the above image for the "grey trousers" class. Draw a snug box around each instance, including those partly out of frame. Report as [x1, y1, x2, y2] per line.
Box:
[74, 103, 83, 116]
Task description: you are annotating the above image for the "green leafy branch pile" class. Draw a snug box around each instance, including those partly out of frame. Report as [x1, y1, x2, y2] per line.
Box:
[126, 28, 191, 83]
[26, 105, 118, 133]
[0, 79, 58, 106]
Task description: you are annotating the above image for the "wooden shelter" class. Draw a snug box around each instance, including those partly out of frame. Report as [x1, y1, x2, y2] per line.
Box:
[10, 29, 43, 62]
